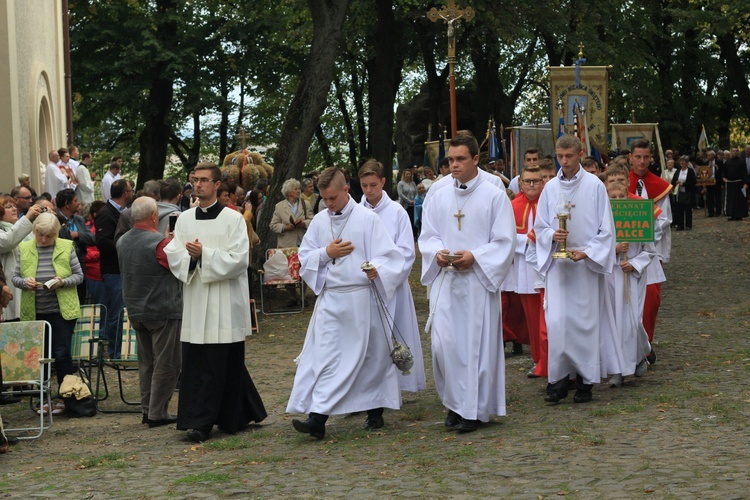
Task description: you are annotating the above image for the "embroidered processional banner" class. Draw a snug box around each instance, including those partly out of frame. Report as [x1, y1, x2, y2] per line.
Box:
[549, 66, 609, 155]
[610, 123, 666, 169]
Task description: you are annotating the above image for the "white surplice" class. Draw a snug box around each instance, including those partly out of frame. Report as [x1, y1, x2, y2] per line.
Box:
[286, 196, 405, 415]
[360, 194, 426, 392]
[419, 176, 515, 421]
[164, 205, 251, 344]
[603, 242, 655, 377]
[534, 169, 616, 385]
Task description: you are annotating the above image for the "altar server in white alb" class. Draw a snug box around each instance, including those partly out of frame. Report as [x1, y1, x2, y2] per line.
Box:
[533, 134, 616, 404]
[358, 159, 426, 393]
[602, 181, 654, 388]
[287, 167, 405, 440]
[419, 131, 516, 433]
[165, 163, 266, 443]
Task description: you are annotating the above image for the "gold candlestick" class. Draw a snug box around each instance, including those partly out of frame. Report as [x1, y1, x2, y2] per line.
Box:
[552, 213, 573, 259]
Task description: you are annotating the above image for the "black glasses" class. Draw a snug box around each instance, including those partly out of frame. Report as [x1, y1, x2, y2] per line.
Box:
[521, 179, 543, 186]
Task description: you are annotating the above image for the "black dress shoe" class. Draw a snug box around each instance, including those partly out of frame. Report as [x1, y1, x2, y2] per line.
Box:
[573, 389, 593, 403]
[292, 417, 325, 439]
[444, 410, 461, 428]
[512, 342, 523, 355]
[186, 429, 211, 442]
[148, 416, 178, 428]
[646, 348, 657, 364]
[0, 394, 21, 405]
[544, 389, 568, 403]
[363, 415, 384, 430]
[457, 419, 480, 433]
[142, 413, 149, 424]
[5, 435, 19, 446]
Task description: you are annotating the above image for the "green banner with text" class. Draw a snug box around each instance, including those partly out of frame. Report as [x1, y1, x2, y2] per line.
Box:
[611, 199, 655, 242]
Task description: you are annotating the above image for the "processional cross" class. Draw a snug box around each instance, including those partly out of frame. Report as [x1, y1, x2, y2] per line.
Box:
[427, 0, 475, 138]
[235, 127, 250, 150]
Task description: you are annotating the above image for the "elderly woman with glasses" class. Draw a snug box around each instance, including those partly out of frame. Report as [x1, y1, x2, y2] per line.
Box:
[0, 197, 44, 321]
[12, 213, 83, 405]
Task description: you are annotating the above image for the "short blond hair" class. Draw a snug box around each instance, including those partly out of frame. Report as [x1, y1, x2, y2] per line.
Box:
[318, 167, 346, 190]
[33, 212, 60, 238]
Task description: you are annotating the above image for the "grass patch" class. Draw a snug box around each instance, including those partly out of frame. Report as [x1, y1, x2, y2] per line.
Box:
[589, 403, 645, 417]
[173, 472, 232, 485]
[201, 436, 254, 451]
[79, 451, 133, 469]
[236, 455, 287, 465]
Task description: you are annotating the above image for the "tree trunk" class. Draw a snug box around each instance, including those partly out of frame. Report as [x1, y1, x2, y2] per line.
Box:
[333, 75, 358, 171]
[256, 0, 349, 258]
[136, 0, 177, 189]
[315, 124, 335, 167]
[365, 0, 403, 194]
[717, 33, 750, 121]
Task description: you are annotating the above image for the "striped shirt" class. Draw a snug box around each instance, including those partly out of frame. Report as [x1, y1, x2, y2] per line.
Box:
[13, 243, 84, 314]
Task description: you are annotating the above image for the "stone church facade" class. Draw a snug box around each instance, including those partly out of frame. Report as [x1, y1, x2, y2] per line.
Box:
[0, 0, 67, 194]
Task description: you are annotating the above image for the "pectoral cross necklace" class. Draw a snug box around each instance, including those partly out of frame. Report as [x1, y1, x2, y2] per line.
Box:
[330, 209, 353, 264]
[453, 186, 473, 231]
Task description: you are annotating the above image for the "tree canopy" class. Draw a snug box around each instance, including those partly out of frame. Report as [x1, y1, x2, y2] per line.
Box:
[69, 0, 750, 188]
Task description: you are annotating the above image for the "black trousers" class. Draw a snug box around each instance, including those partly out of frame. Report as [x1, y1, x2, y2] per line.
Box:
[177, 341, 267, 433]
[673, 201, 692, 229]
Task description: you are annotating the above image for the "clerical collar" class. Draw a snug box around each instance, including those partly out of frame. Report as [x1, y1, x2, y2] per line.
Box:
[198, 200, 219, 213]
[195, 200, 224, 220]
[557, 166, 583, 182]
[328, 195, 353, 217]
[454, 175, 479, 191]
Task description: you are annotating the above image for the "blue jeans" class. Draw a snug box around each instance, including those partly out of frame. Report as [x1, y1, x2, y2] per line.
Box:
[37, 312, 76, 386]
[86, 278, 106, 306]
[102, 274, 124, 359]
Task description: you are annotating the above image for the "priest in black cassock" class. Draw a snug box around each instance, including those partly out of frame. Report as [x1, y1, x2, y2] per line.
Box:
[165, 163, 266, 443]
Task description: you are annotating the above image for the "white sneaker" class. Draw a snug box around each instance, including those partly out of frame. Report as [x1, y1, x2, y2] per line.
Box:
[635, 359, 648, 377]
[609, 374, 623, 388]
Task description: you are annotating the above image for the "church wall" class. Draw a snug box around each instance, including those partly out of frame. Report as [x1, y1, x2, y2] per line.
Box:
[0, 0, 66, 194]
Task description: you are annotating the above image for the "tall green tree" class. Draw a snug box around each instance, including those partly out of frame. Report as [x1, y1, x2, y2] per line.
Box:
[255, 0, 351, 254]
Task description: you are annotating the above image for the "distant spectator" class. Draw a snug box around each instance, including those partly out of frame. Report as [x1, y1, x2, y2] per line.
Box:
[101, 156, 123, 203]
[397, 169, 417, 237]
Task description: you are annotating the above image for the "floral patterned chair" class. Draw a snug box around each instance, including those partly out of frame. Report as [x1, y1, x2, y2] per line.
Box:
[0, 320, 53, 439]
[258, 247, 306, 315]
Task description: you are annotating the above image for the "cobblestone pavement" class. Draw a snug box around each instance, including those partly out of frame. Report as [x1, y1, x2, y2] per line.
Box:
[2, 210, 749, 499]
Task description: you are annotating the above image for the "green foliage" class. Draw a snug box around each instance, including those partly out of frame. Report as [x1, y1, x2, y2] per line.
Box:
[69, 0, 750, 181]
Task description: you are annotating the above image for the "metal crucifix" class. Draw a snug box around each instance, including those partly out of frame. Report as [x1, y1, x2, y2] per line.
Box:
[427, 0, 475, 138]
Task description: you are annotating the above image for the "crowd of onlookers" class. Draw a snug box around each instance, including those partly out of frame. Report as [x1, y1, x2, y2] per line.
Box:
[2, 140, 749, 449]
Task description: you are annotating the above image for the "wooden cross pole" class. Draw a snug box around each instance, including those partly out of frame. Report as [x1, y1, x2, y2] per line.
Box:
[427, 0, 475, 138]
[235, 127, 250, 150]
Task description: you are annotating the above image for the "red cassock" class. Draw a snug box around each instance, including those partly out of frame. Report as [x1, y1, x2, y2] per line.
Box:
[628, 171, 671, 342]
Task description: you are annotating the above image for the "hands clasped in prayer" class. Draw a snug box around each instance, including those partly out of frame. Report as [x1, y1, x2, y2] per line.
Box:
[185, 239, 203, 260]
[436, 249, 474, 271]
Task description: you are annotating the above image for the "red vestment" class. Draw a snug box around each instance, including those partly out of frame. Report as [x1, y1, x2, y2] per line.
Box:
[628, 171, 670, 342]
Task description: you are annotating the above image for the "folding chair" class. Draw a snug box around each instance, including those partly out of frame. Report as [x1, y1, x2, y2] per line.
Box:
[71, 304, 107, 390]
[258, 247, 306, 315]
[249, 299, 260, 333]
[0, 321, 54, 439]
[88, 308, 140, 413]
